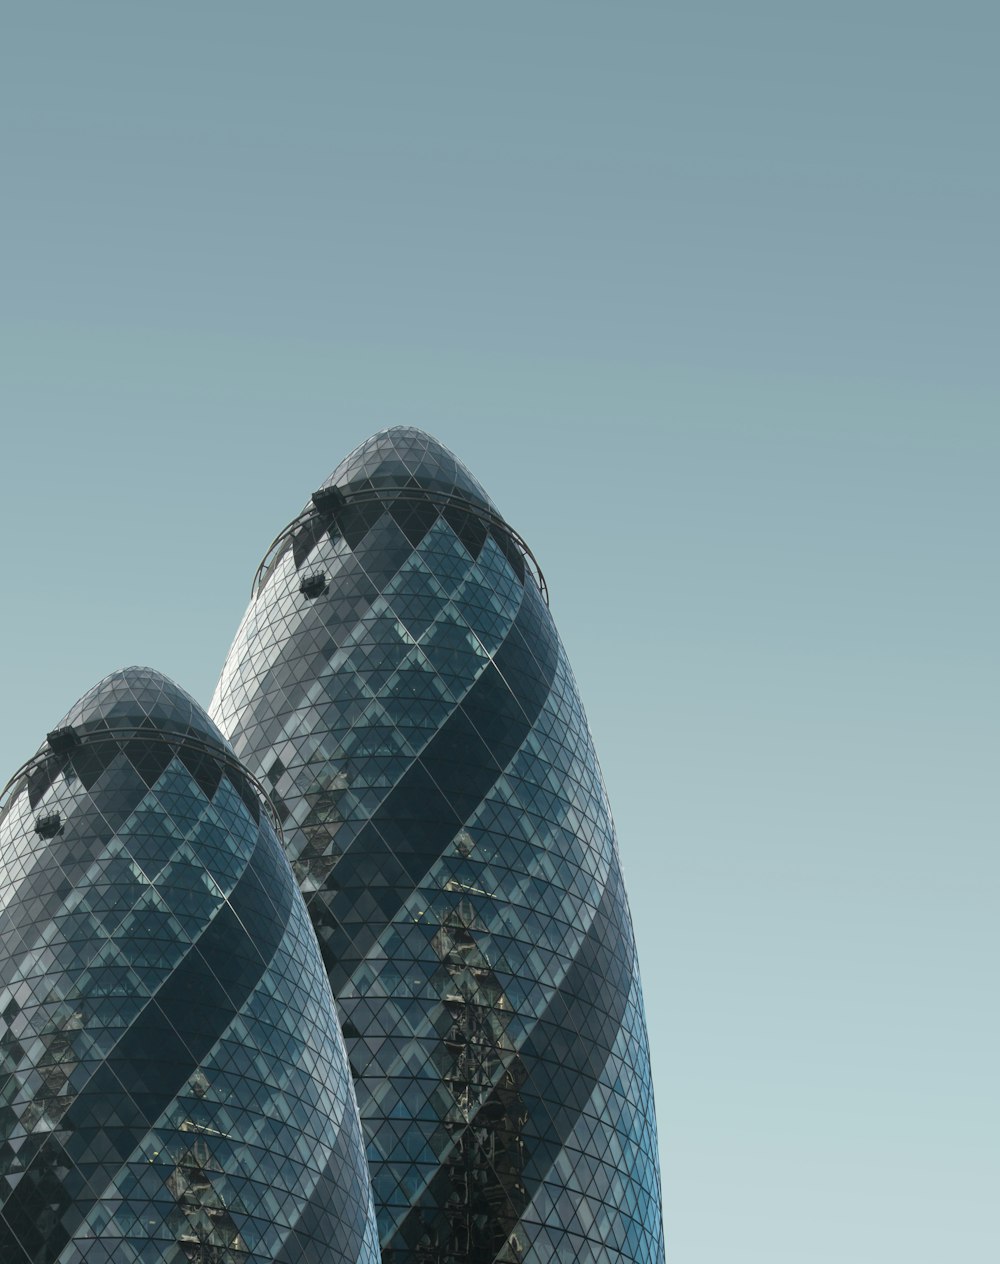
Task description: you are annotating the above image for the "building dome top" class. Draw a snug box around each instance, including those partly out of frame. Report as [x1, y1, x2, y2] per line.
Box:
[315, 427, 497, 512]
[54, 666, 226, 748]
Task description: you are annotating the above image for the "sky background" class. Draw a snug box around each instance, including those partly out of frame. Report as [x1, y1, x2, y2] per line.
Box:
[1, 4, 997, 1261]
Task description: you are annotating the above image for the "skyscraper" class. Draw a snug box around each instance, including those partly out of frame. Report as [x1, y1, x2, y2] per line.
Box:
[212, 429, 665, 1262]
[0, 668, 380, 1264]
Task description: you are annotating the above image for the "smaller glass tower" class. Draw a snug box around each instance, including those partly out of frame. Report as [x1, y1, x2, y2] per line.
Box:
[0, 667, 380, 1264]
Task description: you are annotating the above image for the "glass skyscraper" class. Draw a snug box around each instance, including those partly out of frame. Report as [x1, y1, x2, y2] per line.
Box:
[212, 428, 665, 1262]
[0, 668, 380, 1264]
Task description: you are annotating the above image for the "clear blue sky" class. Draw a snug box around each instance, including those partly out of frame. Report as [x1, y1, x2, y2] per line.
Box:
[1, 5, 996, 1261]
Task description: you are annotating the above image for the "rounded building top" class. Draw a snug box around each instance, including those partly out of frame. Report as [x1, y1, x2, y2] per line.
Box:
[54, 666, 226, 748]
[0, 667, 281, 837]
[316, 427, 497, 512]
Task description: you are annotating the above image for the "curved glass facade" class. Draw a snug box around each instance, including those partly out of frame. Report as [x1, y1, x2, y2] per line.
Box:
[212, 428, 665, 1263]
[0, 668, 380, 1264]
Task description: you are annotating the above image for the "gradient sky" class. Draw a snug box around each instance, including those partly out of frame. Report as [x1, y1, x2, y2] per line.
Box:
[1, 5, 996, 1262]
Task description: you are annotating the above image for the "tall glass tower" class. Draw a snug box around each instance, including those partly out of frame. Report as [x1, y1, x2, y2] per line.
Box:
[0, 668, 380, 1264]
[212, 429, 665, 1263]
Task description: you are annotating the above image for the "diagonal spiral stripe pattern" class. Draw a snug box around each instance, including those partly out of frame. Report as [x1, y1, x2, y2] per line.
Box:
[0, 668, 380, 1264]
[211, 428, 665, 1263]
